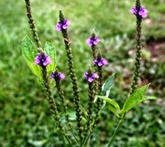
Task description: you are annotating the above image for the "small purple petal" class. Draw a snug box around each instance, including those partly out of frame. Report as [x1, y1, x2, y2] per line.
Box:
[86, 38, 93, 47]
[130, 7, 136, 14]
[88, 77, 94, 83]
[58, 73, 65, 79]
[92, 73, 99, 79]
[84, 72, 88, 79]
[56, 23, 62, 31]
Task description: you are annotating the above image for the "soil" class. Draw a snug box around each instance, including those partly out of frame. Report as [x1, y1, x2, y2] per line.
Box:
[146, 39, 165, 62]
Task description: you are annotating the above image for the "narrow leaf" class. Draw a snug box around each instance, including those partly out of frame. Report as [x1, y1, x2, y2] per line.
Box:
[97, 95, 120, 110]
[97, 95, 120, 117]
[108, 105, 120, 118]
[102, 73, 115, 96]
[121, 84, 152, 114]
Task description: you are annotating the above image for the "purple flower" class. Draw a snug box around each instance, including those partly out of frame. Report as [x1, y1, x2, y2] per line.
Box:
[34, 53, 52, 66]
[130, 6, 148, 18]
[56, 19, 70, 31]
[86, 36, 100, 47]
[50, 71, 65, 80]
[84, 72, 99, 83]
[93, 57, 108, 67]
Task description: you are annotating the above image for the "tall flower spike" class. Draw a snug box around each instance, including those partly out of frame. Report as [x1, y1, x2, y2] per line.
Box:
[130, 0, 147, 94]
[40, 65, 71, 145]
[25, 0, 41, 48]
[24, 2, 71, 145]
[51, 70, 78, 144]
[83, 68, 98, 142]
[57, 10, 83, 143]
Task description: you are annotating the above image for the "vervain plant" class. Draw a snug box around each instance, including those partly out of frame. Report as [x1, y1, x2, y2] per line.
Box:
[22, 0, 156, 146]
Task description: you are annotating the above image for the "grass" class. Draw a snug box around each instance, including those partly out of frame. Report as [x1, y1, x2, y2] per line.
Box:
[0, 0, 165, 146]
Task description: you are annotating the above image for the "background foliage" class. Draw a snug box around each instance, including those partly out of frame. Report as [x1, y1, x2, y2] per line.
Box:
[0, 0, 165, 146]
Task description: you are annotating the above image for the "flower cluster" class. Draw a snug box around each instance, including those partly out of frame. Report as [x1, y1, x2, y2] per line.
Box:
[56, 19, 70, 31]
[34, 53, 52, 66]
[93, 57, 108, 67]
[130, 6, 148, 18]
[86, 36, 100, 47]
[50, 71, 65, 80]
[84, 72, 99, 83]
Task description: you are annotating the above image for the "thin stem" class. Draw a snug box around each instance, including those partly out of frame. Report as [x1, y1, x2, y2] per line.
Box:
[130, 0, 142, 94]
[59, 10, 83, 144]
[83, 80, 95, 140]
[107, 115, 125, 147]
[55, 78, 79, 145]
[24, 0, 41, 48]
[41, 66, 72, 146]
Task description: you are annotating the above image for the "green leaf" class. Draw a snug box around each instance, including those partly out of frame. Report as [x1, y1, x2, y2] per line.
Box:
[44, 42, 56, 73]
[97, 96, 120, 110]
[21, 36, 41, 79]
[102, 73, 115, 96]
[28, 139, 47, 146]
[121, 84, 155, 115]
[97, 95, 120, 117]
[108, 105, 120, 118]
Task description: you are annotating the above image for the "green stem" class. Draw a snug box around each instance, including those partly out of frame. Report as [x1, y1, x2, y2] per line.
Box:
[41, 66, 73, 146]
[59, 10, 83, 144]
[24, 0, 41, 48]
[107, 115, 125, 147]
[55, 78, 79, 145]
[130, 0, 142, 94]
[84, 80, 95, 139]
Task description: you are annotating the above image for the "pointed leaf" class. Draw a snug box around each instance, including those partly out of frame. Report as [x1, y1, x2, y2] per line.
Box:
[108, 105, 120, 118]
[121, 84, 154, 114]
[21, 36, 41, 79]
[97, 95, 121, 117]
[143, 96, 157, 101]
[97, 95, 120, 110]
[44, 42, 56, 73]
[102, 73, 115, 96]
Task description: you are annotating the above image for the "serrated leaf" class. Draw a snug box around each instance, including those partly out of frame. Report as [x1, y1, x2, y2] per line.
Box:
[121, 84, 155, 115]
[21, 36, 37, 62]
[102, 73, 115, 96]
[21, 36, 42, 79]
[44, 42, 56, 73]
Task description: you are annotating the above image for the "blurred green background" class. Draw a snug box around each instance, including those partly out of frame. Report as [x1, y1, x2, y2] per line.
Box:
[0, 0, 165, 146]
